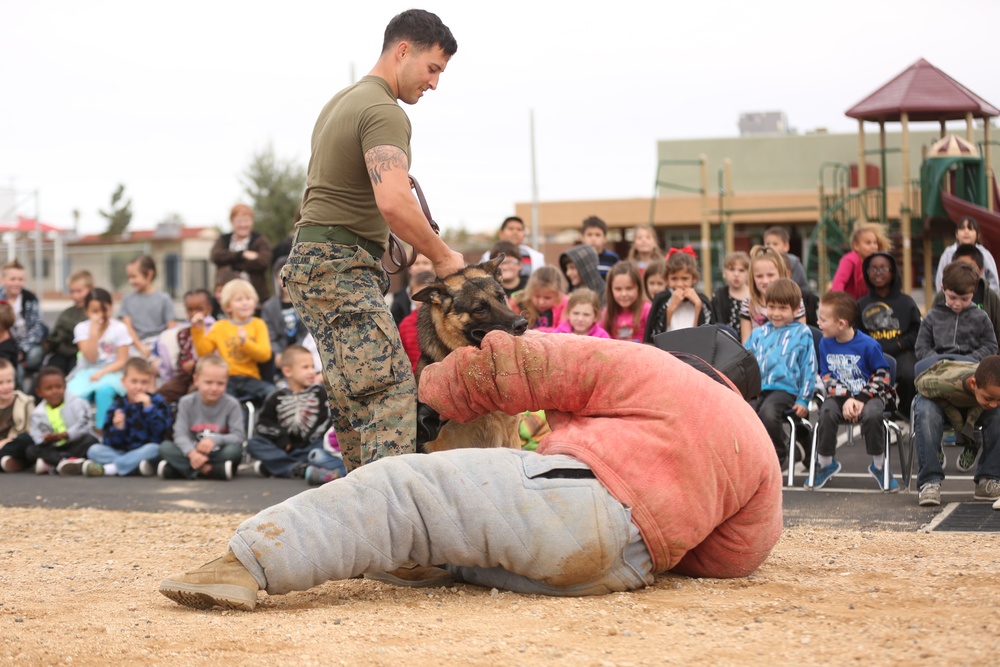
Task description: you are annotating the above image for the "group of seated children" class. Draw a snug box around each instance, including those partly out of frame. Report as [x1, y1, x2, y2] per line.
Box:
[737, 219, 1000, 503]
[0, 253, 344, 485]
[0, 345, 343, 485]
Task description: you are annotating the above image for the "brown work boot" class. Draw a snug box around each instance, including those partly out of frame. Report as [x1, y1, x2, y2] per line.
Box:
[159, 549, 259, 611]
[365, 563, 454, 589]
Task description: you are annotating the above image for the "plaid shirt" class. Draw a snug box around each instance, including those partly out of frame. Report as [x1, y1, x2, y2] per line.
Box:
[102, 394, 171, 451]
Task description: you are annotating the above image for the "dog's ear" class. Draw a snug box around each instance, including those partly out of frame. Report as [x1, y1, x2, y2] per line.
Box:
[481, 253, 504, 280]
[412, 283, 445, 305]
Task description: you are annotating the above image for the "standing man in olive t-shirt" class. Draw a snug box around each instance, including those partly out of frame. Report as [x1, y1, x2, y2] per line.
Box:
[281, 13, 463, 469]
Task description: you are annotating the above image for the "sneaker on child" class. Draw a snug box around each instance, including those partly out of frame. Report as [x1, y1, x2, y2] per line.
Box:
[1, 455, 23, 472]
[215, 460, 234, 481]
[973, 478, 1000, 501]
[304, 465, 340, 486]
[35, 459, 52, 475]
[138, 460, 157, 477]
[957, 444, 980, 473]
[869, 463, 900, 493]
[805, 460, 841, 490]
[157, 460, 181, 480]
[56, 458, 85, 476]
[82, 460, 104, 477]
[918, 482, 941, 507]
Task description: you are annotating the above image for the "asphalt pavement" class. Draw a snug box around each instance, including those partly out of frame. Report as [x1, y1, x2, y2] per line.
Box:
[1, 439, 993, 532]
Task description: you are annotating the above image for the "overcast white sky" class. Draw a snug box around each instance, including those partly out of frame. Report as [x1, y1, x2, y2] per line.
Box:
[2, 0, 999, 237]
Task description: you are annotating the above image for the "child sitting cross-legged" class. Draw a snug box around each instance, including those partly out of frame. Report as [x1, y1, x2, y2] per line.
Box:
[21, 367, 98, 475]
[809, 291, 897, 492]
[192, 278, 274, 403]
[745, 279, 818, 469]
[246, 345, 344, 485]
[157, 355, 246, 481]
[73, 357, 171, 478]
[0, 358, 39, 473]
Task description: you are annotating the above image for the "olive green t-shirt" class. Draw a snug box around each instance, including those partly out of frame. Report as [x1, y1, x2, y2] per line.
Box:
[297, 76, 412, 248]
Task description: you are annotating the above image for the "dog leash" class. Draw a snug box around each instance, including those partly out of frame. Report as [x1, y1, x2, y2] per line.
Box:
[383, 175, 440, 275]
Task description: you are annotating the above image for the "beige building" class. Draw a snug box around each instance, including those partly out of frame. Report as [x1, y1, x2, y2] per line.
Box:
[11, 222, 220, 300]
[513, 125, 996, 291]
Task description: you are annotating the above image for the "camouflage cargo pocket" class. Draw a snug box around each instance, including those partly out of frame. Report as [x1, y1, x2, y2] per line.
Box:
[328, 309, 412, 397]
[280, 260, 313, 287]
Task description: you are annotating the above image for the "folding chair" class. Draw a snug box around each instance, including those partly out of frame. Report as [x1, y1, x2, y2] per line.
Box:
[782, 325, 824, 487]
[806, 354, 904, 491]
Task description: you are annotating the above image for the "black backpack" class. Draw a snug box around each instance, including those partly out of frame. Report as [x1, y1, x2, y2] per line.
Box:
[652, 324, 761, 401]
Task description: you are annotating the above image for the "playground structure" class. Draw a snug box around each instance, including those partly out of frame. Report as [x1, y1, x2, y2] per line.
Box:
[650, 59, 999, 302]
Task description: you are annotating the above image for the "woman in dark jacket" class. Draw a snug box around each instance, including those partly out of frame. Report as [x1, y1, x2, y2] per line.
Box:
[211, 204, 274, 302]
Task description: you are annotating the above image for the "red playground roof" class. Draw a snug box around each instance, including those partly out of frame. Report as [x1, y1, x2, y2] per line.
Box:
[0, 216, 63, 233]
[846, 58, 999, 123]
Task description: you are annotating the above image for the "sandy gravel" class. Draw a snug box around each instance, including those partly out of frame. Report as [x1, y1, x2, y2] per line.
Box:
[0, 507, 995, 666]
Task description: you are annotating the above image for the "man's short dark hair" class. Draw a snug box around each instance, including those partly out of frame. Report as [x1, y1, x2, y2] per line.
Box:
[942, 261, 979, 295]
[953, 243, 986, 271]
[383, 9, 457, 56]
[582, 216, 607, 235]
[819, 290, 858, 327]
[490, 241, 521, 262]
[975, 355, 1000, 391]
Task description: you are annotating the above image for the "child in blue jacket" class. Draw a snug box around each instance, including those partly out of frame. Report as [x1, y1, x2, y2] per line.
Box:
[80, 358, 171, 477]
[745, 279, 817, 467]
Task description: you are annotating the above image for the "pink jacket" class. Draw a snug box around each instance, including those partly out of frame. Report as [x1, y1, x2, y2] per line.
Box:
[419, 332, 783, 578]
[534, 294, 569, 333]
[831, 250, 868, 300]
[551, 320, 611, 338]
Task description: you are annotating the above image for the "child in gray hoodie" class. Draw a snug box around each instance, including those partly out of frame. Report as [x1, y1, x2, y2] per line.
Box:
[916, 261, 998, 363]
[559, 244, 606, 309]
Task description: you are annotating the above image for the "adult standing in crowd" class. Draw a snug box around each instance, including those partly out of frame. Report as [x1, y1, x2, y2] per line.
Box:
[480, 216, 545, 277]
[279, 6, 464, 591]
[211, 204, 274, 303]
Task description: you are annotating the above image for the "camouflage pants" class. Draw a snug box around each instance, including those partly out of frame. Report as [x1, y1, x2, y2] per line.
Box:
[281, 243, 416, 472]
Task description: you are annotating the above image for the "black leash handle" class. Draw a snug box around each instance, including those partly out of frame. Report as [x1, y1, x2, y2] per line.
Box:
[383, 175, 440, 275]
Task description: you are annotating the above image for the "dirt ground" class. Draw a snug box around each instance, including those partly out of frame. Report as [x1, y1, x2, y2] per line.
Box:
[0, 507, 995, 666]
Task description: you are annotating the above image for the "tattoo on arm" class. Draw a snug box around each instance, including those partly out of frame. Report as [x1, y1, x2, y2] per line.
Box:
[365, 145, 408, 186]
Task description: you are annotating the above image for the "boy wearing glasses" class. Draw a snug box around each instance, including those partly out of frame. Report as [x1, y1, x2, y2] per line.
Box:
[858, 251, 922, 417]
[489, 241, 528, 297]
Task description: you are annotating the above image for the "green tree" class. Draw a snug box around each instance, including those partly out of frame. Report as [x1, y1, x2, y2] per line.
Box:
[241, 144, 306, 245]
[99, 184, 133, 237]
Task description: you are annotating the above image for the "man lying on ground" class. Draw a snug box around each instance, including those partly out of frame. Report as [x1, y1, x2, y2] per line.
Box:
[159, 331, 783, 611]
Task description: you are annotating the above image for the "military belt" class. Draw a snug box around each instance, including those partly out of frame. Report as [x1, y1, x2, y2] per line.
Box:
[295, 226, 385, 258]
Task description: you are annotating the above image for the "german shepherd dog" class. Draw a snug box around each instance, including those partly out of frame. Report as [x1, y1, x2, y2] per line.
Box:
[411, 254, 529, 453]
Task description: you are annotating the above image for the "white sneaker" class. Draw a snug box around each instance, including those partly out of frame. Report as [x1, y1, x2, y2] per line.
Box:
[138, 459, 157, 477]
[918, 482, 941, 507]
[56, 458, 85, 476]
[156, 460, 177, 480]
[35, 458, 52, 475]
[223, 460, 234, 481]
[1, 455, 23, 473]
